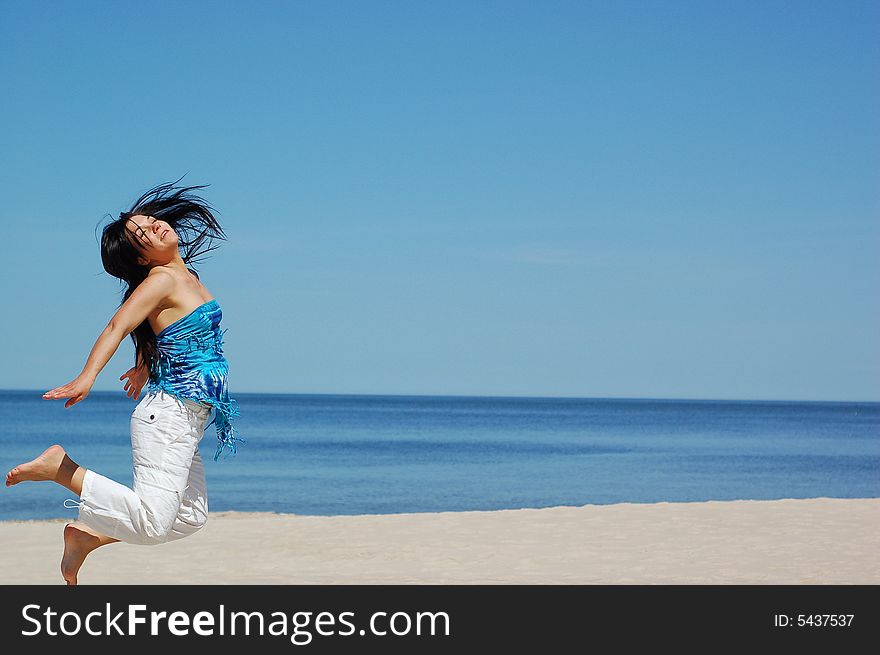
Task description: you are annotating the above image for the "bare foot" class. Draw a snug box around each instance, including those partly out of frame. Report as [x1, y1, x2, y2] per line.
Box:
[61, 523, 117, 586]
[6, 445, 66, 487]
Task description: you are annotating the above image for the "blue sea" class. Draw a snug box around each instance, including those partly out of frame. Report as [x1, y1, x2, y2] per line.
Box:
[1, 390, 878, 521]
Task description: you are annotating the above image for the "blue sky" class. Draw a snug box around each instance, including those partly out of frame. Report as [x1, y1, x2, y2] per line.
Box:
[0, 1, 877, 401]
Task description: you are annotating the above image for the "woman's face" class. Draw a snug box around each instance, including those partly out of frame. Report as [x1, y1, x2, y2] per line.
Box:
[125, 214, 179, 265]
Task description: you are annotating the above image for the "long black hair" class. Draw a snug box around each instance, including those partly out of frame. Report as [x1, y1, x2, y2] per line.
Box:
[99, 177, 227, 375]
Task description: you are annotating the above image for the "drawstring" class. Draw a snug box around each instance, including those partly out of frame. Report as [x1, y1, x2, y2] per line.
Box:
[63, 498, 83, 510]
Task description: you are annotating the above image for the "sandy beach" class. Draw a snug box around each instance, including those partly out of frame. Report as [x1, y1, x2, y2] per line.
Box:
[0, 497, 877, 584]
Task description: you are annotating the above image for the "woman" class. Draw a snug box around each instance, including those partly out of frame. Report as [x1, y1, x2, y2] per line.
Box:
[5, 180, 243, 585]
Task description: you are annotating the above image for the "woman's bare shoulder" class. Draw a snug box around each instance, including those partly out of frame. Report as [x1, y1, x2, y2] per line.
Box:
[147, 274, 214, 333]
[142, 269, 177, 305]
[143, 268, 211, 309]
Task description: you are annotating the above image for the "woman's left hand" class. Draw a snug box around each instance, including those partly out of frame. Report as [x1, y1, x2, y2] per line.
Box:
[42, 374, 94, 409]
[120, 364, 150, 400]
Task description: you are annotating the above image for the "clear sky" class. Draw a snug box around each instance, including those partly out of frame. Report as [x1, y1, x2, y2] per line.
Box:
[1, 1, 877, 401]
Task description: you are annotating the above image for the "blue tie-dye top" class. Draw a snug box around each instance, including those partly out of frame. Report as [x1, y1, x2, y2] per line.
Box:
[146, 299, 243, 461]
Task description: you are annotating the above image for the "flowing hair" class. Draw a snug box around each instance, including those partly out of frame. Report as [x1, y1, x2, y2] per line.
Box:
[99, 177, 227, 376]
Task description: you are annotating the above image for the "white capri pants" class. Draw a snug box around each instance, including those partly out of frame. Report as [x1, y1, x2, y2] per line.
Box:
[70, 389, 214, 545]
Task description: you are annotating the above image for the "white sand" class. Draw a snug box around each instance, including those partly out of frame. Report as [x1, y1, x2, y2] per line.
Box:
[0, 497, 877, 584]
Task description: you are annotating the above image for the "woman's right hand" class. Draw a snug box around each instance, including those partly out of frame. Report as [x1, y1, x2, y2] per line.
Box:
[120, 364, 150, 400]
[43, 374, 95, 409]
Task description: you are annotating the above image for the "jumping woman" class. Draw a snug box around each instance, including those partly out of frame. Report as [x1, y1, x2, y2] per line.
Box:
[5, 180, 243, 585]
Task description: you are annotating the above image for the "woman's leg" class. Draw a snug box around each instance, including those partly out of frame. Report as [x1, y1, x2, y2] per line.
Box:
[6, 444, 86, 494]
[61, 523, 120, 585]
[163, 445, 209, 541]
[6, 391, 209, 583]
[5, 445, 121, 585]
[62, 425, 207, 583]
[75, 392, 203, 545]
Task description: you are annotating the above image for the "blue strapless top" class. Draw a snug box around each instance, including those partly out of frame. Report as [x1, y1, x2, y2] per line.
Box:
[146, 299, 243, 460]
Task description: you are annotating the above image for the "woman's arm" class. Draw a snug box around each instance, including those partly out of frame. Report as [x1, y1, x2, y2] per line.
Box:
[120, 348, 152, 400]
[43, 272, 175, 408]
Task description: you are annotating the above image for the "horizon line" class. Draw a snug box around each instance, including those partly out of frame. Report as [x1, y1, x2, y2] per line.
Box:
[1, 388, 877, 405]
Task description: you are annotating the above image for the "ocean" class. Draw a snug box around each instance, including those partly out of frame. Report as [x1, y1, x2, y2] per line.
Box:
[1, 390, 877, 521]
